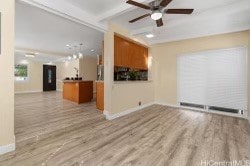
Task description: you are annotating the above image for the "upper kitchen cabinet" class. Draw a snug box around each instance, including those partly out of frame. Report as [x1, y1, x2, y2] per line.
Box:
[114, 34, 148, 70]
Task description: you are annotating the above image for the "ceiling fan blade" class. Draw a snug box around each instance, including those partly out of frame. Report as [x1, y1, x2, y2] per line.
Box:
[160, 0, 173, 7]
[165, 9, 194, 14]
[129, 13, 151, 23]
[126, 0, 151, 10]
[156, 18, 163, 27]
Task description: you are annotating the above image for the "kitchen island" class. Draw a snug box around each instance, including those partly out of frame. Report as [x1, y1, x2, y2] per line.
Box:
[63, 80, 93, 104]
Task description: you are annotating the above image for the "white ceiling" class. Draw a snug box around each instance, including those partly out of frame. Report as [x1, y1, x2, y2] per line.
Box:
[15, 1, 104, 62]
[17, 0, 250, 58]
[15, 51, 64, 63]
[111, 0, 250, 43]
[63, 0, 125, 17]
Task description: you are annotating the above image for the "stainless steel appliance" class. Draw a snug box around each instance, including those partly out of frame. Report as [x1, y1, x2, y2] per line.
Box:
[97, 65, 104, 80]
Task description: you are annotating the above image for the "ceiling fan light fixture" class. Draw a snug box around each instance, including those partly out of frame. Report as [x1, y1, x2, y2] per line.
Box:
[151, 10, 162, 20]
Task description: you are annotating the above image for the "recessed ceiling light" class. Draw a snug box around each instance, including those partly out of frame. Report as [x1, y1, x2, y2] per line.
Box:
[25, 53, 35, 58]
[91, 49, 95, 52]
[66, 44, 70, 47]
[146, 34, 154, 38]
[68, 56, 72, 60]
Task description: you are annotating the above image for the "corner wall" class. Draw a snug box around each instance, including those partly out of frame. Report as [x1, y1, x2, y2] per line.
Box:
[0, 0, 15, 154]
[152, 30, 250, 116]
[104, 23, 155, 115]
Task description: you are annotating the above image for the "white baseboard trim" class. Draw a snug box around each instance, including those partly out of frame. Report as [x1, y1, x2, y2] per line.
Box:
[104, 101, 248, 121]
[105, 102, 155, 120]
[154, 102, 179, 108]
[0, 136, 15, 155]
[15, 90, 42, 94]
[0, 143, 15, 155]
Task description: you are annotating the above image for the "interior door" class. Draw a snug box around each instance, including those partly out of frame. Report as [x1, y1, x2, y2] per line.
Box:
[43, 65, 56, 91]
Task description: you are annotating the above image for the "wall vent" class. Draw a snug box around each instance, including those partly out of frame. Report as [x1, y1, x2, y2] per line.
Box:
[180, 102, 205, 109]
[208, 106, 241, 114]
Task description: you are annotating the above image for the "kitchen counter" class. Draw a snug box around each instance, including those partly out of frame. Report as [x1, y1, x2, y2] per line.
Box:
[63, 81, 93, 104]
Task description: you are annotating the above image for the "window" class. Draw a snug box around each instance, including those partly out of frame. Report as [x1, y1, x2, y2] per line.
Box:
[15, 64, 28, 81]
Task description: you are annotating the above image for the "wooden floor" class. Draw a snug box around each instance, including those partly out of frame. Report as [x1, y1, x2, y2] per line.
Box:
[0, 92, 249, 166]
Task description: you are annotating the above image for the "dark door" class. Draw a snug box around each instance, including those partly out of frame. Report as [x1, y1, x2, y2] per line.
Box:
[43, 65, 56, 91]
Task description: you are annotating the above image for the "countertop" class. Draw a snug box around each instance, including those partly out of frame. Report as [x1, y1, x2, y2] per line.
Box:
[63, 80, 93, 83]
[95, 80, 104, 83]
[114, 80, 152, 84]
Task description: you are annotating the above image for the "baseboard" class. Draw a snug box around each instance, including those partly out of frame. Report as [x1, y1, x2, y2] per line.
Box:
[15, 90, 42, 94]
[0, 136, 15, 155]
[105, 102, 155, 120]
[104, 101, 247, 121]
[154, 101, 179, 108]
[56, 89, 62, 92]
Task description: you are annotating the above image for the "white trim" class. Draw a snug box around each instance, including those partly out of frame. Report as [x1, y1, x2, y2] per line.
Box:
[105, 102, 155, 120]
[0, 137, 15, 155]
[20, 0, 107, 32]
[56, 89, 62, 92]
[15, 90, 43, 94]
[154, 102, 179, 108]
[104, 101, 248, 121]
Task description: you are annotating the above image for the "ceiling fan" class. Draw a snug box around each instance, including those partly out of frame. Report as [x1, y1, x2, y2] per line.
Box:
[126, 0, 194, 27]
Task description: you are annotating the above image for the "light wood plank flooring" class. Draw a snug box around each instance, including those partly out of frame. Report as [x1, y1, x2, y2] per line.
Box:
[0, 92, 249, 166]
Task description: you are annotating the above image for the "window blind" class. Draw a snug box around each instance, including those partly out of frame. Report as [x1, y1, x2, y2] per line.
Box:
[177, 47, 247, 111]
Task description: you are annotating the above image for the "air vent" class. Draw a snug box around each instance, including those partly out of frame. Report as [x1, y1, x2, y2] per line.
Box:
[208, 106, 241, 114]
[180, 102, 205, 109]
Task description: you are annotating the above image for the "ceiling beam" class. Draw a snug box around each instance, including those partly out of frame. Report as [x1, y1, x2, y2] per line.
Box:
[18, 0, 107, 32]
[15, 47, 69, 57]
[97, 0, 152, 22]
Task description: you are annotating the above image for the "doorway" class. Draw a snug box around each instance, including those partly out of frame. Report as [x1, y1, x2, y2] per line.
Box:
[43, 65, 56, 91]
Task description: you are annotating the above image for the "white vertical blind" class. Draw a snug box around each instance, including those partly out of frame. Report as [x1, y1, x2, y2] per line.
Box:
[178, 47, 247, 110]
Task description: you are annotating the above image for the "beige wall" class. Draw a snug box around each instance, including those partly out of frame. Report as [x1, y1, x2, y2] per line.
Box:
[248, 31, 250, 117]
[14, 61, 43, 93]
[152, 30, 250, 115]
[56, 59, 79, 90]
[79, 57, 97, 92]
[104, 23, 155, 115]
[0, 0, 15, 148]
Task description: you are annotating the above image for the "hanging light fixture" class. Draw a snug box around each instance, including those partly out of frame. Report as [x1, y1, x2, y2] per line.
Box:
[73, 46, 78, 59]
[79, 43, 83, 59]
[66, 43, 85, 61]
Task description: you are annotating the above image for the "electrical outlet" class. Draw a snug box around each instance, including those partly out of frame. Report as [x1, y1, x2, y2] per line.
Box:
[139, 101, 141, 106]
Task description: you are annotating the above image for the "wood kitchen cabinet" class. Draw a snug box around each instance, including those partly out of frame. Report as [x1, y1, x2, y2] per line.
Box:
[96, 81, 104, 111]
[114, 34, 148, 70]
